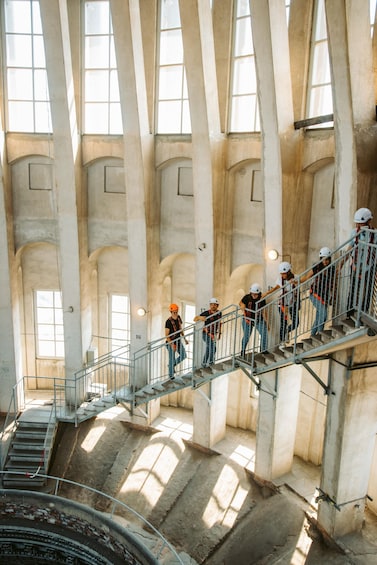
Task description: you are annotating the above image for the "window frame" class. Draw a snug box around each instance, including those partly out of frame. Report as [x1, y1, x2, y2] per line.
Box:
[228, 0, 260, 134]
[34, 290, 65, 359]
[82, 0, 121, 135]
[109, 293, 131, 352]
[3, 0, 52, 133]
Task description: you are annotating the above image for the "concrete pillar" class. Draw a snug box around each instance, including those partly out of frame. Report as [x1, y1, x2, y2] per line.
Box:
[179, 0, 227, 448]
[111, 0, 152, 390]
[40, 1, 89, 403]
[254, 364, 302, 480]
[325, 0, 375, 243]
[0, 147, 23, 412]
[318, 346, 377, 537]
[192, 375, 229, 448]
[250, 0, 294, 286]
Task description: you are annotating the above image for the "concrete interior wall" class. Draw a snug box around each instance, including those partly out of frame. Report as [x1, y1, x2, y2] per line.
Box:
[0, 0, 377, 528]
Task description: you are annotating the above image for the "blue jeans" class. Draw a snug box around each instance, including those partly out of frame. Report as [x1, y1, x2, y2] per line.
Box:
[310, 294, 328, 335]
[202, 332, 216, 366]
[241, 319, 268, 354]
[167, 339, 186, 378]
[280, 304, 299, 342]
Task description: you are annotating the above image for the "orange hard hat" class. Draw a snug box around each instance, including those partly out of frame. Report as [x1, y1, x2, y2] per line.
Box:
[169, 303, 179, 312]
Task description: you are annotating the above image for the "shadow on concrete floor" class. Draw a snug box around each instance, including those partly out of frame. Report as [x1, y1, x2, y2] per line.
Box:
[16, 394, 377, 564]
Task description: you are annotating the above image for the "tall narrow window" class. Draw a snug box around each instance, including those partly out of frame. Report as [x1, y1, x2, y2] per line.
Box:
[84, 0, 121, 134]
[35, 291, 64, 358]
[4, 0, 52, 132]
[156, 0, 191, 134]
[229, 0, 260, 133]
[110, 294, 130, 352]
[306, 0, 333, 125]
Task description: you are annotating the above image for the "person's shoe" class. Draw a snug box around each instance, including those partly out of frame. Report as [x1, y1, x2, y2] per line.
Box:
[169, 376, 175, 381]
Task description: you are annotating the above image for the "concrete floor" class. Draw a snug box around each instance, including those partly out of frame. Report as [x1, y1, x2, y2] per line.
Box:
[20, 392, 377, 564]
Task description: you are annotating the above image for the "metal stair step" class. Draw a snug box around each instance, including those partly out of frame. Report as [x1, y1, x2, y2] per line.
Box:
[270, 347, 289, 359]
[330, 324, 347, 337]
[8, 452, 45, 462]
[151, 383, 165, 392]
[17, 422, 50, 430]
[339, 317, 357, 331]
[253, 353, 267, 366]
[301, 337, 318, 351]
[211, 363, 224, 372]
[171, 377, 185, 385]
[180, 373, 192, 381]
[4, 463, 43, 473]
[282, 342, 304, 355]
[262, 352, 277, 364]
[143, 386, 157, 395]
[2, 476, 46, 487]
[12, 441, 44, 449]
[14, 431, 47, 440]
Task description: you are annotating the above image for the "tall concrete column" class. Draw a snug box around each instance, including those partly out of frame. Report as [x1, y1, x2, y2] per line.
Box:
[179, 0, 226, 448]
[326, 0, 375, 243]
[111, 0, 152, 390]
[250, 0, 295, 286]
[40, 1, 89, 403]
[254, 364, 302, 480]
[0, 143, 23, 412]
[318, 347, 377, 537]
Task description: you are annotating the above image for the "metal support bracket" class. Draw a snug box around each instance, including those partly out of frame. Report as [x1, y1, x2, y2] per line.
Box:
[134, 405, 149, 419]
[300, 360, 335, 396]
[315, 488, 341, 511]
[239, 366, 277, 399]
[316, 488, 373, 510]
[196, 387, 212, 406]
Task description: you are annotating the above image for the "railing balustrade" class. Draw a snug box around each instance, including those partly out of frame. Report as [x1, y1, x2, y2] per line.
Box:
[2, 232, 377, 451]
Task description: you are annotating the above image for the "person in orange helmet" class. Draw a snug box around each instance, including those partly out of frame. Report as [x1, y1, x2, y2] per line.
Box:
[165, 303, 188, 380]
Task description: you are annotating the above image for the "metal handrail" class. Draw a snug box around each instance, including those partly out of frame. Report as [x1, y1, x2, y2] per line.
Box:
[0, 470, 184, 565]
[248, 229, 377, 368]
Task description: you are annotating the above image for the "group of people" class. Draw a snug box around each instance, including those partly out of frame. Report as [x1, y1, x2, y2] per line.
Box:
[165, 298, 222, 379]
[165, 207, 376, 376]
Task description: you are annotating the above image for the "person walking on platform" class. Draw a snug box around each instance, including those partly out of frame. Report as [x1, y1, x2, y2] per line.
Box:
[298, 247, 335, 336]
[165, 304, 188, 380]
[264, 261, 300, 343]
[194, 298, 222, 367]
[239, 283, 268, 355]
[345, 208, 376, 319]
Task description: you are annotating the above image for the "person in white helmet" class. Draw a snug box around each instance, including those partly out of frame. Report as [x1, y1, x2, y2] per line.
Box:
[298, 247, 335, 336]
[239, 283, 268, 356]
[264, 261, 300, 342]
[345, 207, 376, 318]
[194, 298, 222, 366]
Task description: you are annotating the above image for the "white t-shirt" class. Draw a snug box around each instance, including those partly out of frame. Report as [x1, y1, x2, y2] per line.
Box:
[275, 276, 295, 306]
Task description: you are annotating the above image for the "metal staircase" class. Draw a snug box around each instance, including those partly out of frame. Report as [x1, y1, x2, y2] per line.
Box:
[1, 404, 57, 489]
[1, 230, 377, 487]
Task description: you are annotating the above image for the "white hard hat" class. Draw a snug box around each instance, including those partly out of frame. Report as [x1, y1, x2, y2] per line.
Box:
[250, 283, 261, 294]
[319, 246, 332, 259]
[279, 261, 291, 274]
[354, 207, 373, 223]
[209, 297, 219, 304]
